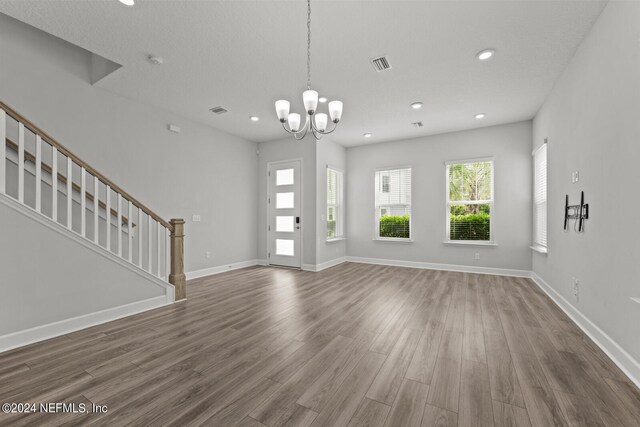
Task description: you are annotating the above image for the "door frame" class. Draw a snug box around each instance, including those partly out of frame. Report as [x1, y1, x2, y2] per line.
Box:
[266, 158, 303, 268]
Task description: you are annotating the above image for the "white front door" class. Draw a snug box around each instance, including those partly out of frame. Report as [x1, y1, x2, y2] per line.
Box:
[268, 160, 302, 268]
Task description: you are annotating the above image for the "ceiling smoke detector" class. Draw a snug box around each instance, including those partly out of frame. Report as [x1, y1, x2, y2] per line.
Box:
[411, 121, 424, 128]
[370, 55, 392, 72]
[210, 106, 228, 115]
[147, 55, 163, 65]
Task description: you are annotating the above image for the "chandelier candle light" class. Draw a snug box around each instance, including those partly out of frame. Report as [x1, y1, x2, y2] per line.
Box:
[275, 0, 343, 140]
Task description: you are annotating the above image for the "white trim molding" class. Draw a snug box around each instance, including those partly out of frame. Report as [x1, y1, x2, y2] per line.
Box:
[531, 273, 640, 389]
[345, 256, 531, 277]
[0, 295, 170, 354]
[186, 259, 261, 280]
[0, 192, 174, 295]
[302, 256, 348, 272]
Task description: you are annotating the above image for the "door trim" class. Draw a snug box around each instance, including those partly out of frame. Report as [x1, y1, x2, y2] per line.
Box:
[266, 158, 303, 268]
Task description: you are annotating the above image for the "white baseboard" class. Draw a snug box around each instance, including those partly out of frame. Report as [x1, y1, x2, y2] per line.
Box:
[302, 257, 348, 272]
[531, 273, 640, 389]
[185, 259, 260, 280]
[345, 256, 532, 277]
[0, 295, 170, 354]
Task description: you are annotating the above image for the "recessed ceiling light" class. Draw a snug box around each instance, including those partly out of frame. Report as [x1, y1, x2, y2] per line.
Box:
[250, 116, 260, 122]
[476, 49, 495, 61]
[363, 133, 372, 138]
[475, 113, 486, 119]
[411, 102, 423, 109]
[119, 0, 135, 6]
[319, 97, 327, 103]
[147, 55, 163, 65]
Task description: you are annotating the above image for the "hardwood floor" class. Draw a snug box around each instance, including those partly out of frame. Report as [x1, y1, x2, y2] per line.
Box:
[0, 263, 639, 426]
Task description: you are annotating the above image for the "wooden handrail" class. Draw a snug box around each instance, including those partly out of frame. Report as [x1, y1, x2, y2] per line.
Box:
[0, 101, 172, 231]
[6, 137, 134, 227]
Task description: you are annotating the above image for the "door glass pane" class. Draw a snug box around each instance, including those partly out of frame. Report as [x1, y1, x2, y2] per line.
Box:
[276, 192, 294, 209]
[276, 216, 294, 232]
[276, 169, 294, 186]
[276, 239, 294, 256]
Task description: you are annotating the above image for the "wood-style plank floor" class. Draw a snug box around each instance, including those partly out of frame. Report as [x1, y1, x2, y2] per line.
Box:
[1, 263, 639, 426]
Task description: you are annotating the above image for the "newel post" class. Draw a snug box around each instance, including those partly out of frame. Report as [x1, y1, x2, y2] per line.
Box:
[169, 218, 186, 300]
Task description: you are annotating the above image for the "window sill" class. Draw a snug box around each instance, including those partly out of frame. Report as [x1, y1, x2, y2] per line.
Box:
[374, 237, 414, 243]
[443, 240, 496, 247]
[326, 237, 346, 243]
[530, 245, 548, 255]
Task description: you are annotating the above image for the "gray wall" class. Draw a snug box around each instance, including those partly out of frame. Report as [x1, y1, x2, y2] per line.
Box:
[0, 14, 258, 273]
[346, 121, 533, 271]
[532, 1, 640, 362]
[0, 198, 167, 336]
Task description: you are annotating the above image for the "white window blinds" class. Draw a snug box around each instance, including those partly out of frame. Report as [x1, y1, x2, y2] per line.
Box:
[533, 144, 547, 248]
[327, 167, 343, 239]
[446, 160, 494, 242]
[375, 168, 411, 239]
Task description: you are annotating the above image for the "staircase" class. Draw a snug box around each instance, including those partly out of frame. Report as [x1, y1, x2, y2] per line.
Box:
[0, 101, 185, 350]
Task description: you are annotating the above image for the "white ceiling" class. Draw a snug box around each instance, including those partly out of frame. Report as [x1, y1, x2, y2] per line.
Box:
[0, 0, 607, 147]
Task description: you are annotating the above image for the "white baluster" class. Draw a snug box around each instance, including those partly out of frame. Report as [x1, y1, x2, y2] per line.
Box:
[117, 193, 123, 257]
[66, 157, 72, 229]
[52, 147, 58, 222]
[93, 176, 99, 244]
[138, 208, 143, 268]
[35, 136, 42, 212]
[80, 167, 86, 237]
[166, 227, 170, 281]
[18, 123, 24, 203]
[148, 215, 153, 273]
[127, 200, 133, 262]
[157, 221, 162, 277]
[0, 109, 5, 194]
[106, 185, 111, 251]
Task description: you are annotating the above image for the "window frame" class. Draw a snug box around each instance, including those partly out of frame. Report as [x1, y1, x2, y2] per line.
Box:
[374, 166, 413, 242]
[326, 166, 344, 241]
[445, 158, 495, 245]
[532, 142, 548, 253]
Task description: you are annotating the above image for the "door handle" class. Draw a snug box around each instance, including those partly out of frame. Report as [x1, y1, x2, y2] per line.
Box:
[296, 217, 300, 229]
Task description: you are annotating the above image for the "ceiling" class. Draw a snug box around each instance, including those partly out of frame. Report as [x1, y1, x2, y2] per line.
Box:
[0, 0, 607, 147]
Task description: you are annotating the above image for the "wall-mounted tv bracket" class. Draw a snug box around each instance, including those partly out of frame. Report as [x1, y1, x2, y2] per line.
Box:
[564, 191, 589, 232]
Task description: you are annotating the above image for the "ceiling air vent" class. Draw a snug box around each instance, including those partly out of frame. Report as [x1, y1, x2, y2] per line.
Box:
[412, 121, 424, 128]
[209, 106, 228, 115]
[370, 55, 392, 72]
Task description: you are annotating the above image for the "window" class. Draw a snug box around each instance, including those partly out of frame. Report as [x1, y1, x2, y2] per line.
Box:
[327, 167, 344, 239]
[375, 167, 411, 240]
[446, 160, 493, 242]
[533, 143, 547, 250]
[382, 176, 390, 193]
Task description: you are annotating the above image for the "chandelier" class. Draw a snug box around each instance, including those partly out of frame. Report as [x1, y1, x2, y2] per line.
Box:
[275, 0, 343, 140]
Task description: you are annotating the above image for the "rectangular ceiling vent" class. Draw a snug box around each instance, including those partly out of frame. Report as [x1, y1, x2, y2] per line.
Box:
[370, 55, 392, 72]
[412, 121, 424, 128]
[209, 106, 228, 115]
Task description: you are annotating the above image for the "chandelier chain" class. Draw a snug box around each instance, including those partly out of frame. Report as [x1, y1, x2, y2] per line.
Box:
[307, 0, 311, 90]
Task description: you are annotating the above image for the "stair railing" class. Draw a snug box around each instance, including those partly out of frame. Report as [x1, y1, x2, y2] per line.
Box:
[0, 101, 186, 300]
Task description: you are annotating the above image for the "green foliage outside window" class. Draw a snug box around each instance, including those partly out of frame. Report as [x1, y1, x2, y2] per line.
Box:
[379, 215, 410, 238]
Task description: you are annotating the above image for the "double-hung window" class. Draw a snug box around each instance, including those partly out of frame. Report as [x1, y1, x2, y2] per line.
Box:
[327, 167, 344, 239]
[375, 167, 412, 240]
[533, 143, 547, 252]
[446, 159, 494, 243]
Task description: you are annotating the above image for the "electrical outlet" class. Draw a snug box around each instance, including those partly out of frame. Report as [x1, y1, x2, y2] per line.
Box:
[474, 252, 480, 260]
[572, 277, 580, 302]
[571, 171, 580, 183]
[192, 214, 201, 222]
[205, 251, 211, 259]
